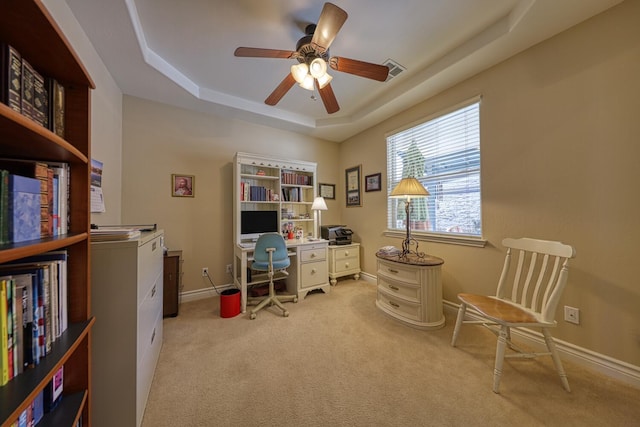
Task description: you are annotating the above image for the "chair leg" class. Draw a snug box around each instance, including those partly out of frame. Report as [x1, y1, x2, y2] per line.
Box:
[451, 303, 467, 346]
[493, 325, 509, 393]
[543, 328, 571, 392]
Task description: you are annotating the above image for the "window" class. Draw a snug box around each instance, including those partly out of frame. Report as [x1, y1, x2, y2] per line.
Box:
[386, 98, 482, 239]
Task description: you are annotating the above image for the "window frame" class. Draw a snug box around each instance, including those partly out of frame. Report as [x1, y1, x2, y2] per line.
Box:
[384, 96, 487, 248]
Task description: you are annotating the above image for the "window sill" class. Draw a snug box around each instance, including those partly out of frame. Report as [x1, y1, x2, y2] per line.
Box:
[383, 230, 487, 248]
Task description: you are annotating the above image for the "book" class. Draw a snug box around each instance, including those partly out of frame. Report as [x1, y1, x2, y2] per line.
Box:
[0, 160, 64, 239]
[0, 42, 22, 113]
[43, 365, 63, 413]
[46, 77, 65, 138]
[0, 169, 8, 244]
[32, 390, 44, 424]
[20, 59, 35, 121]
[5, 277, 14, 381]
[31, 67, 46, 126]
[8, 174, 41, 243]
[13, 284, 24, 376]
[0, 279, 9, 385]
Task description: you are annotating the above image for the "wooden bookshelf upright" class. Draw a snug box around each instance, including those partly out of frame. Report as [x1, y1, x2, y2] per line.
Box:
[0, 1, 95, 426]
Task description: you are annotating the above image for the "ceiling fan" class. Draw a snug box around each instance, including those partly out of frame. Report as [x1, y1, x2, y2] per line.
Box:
[234, 2, 389, 114]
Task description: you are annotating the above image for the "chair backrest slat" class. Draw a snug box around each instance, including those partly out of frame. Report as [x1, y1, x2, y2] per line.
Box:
[520, 251, 538, 306]
[499, 238, 576, 323]
[530, 253, 549, 310]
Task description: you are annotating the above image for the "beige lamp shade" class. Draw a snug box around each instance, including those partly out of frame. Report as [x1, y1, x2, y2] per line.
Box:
[390, 177, 430, 199]
[311, 196, 328, 211]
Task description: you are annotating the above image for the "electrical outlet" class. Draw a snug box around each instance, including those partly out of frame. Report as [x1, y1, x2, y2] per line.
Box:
[564, 306, 580, 324]
[225, 264, 232, 274]
[202, 267, 209, 277]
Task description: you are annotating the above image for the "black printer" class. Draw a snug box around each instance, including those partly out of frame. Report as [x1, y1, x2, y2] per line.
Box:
[321, 225, 353, 245]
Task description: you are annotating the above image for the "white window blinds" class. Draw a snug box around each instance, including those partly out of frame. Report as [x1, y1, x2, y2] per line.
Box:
[386, 99, 482, 236]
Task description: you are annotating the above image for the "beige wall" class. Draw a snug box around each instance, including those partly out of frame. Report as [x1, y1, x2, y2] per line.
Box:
[43, 0, 124, 226]
[121, 96, 340, 296]
[53, 0, 639, 369]
[340, 0, 640, 366]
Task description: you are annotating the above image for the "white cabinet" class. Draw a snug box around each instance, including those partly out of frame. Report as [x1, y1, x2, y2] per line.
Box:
[328, 243, 361, 285]
[375, 253, 445, 330]
[91, 230, 164, 427]
[298, 243, 330, 298]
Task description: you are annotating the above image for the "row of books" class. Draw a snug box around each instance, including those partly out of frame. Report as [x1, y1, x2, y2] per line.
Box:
[0, 160, 69, 244]
[281, 187, 305, 202]
[7, 366, 64, 427]
[281, 170, 312, 186]
[240, 182, 276, 202]
[0, 250, 68, 387]
[0, 42, 65, 137]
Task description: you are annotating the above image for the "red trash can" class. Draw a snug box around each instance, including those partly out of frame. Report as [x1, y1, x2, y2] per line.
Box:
[220, 288, 240, 318]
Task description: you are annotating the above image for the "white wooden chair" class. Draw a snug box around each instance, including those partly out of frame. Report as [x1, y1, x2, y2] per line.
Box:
[451, 237, 576, 393]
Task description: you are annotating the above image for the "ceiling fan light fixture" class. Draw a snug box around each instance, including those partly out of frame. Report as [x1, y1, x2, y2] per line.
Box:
[309, 57, 327, 78]
[317, 72, 333, 89]
[299, 73, 315, 91]
[291, 63, 309, 84]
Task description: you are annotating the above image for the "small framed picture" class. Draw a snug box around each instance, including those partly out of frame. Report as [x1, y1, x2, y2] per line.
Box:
[318, 183, 335, 199]
[172, 174, 194, 197]
[365, 173, 382, 192]
[345, 165, 361, 207]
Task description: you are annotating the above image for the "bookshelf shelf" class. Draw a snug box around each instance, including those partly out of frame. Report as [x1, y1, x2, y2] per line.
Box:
[0, 1, 94, 425]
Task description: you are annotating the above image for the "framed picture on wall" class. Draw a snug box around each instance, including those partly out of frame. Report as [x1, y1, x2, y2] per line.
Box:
[345, 165, 361, 207]
[172, 174, 194, 197]
[319, 183, 335, 199]
[365, 173, 382, 192]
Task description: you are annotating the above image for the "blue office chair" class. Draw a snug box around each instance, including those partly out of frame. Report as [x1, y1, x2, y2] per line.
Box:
[249, 233, 298, 319]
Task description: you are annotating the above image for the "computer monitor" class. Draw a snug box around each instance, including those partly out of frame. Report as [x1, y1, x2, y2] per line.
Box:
[240, 210, 279, 241]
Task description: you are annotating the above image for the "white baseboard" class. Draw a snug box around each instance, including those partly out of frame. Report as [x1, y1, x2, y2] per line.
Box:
[443, 300, 640, 390]
[180, 283, 235, 303]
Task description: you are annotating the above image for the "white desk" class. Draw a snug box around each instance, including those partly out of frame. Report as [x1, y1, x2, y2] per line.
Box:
[233, 238, 329, 313]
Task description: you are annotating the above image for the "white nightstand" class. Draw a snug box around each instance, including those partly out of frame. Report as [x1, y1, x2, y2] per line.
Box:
[328, 243, 361, 285]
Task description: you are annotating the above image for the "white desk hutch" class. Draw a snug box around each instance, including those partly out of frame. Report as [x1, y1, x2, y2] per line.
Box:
[233, 152, 329, 312]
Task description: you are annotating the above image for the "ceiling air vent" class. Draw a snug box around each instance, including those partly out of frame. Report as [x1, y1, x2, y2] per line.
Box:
[383, 59, 406, 82]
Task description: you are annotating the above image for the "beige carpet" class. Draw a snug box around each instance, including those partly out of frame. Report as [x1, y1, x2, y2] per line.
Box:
[142, 280, 639, 426]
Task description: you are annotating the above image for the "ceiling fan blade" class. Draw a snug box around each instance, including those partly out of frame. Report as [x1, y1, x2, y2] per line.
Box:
[234, 47, 297, 59]
[329, 57, 389, 82]
[317, 81, 340, 114]
[265, 73, 296, 106]
[311, 3, 348, 53]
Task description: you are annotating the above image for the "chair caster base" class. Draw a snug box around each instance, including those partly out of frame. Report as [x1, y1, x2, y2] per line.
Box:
[283, 311, 289, 317]
[250, 313, 256, 320]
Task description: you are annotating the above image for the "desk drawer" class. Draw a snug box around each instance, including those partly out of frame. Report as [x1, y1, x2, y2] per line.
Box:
[300, 261, 327, 289]
[300, 246, 326, 262]
[333, 247, 358, 260]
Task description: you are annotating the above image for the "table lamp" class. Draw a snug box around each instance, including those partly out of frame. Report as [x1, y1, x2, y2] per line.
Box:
[311, 196, 328, 239]
[389, 177, 430, 258]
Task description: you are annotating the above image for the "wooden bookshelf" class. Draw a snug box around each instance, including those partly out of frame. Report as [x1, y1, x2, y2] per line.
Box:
[0, 0, 95, 425]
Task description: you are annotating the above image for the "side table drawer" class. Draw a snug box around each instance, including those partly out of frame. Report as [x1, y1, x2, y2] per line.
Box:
[334, 256, 358, 274]
[333, 247, 358, 259]
[377, 259, 420, 285]
[377, 288, 421, 322]
[377, 276, 420, 302]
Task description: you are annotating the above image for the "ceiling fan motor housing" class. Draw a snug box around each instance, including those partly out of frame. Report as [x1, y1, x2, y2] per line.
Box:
[296, 26, 329, 64]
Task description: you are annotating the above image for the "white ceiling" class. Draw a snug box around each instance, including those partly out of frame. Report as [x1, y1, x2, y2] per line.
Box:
[65, 0, 622, 142]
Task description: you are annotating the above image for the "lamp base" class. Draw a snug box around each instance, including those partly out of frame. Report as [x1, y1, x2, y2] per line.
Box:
[399, 236, 425, 259]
